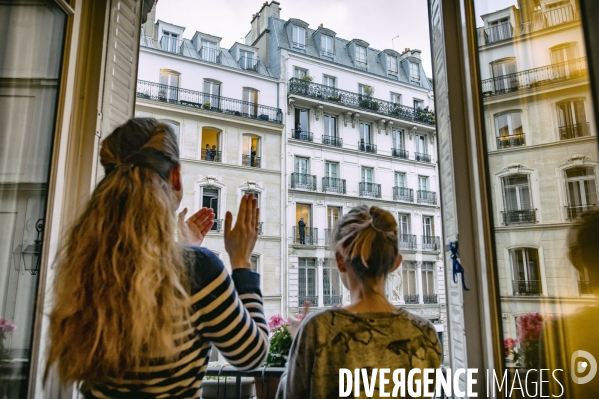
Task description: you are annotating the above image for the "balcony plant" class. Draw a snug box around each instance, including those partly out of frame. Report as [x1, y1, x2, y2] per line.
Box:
[327, 94, 341, 101]
[203, 102, 212, 109]
[504, 313, 546, 369]
[0, 318, 16, 360]
[299, 75, 313, 83]
[158, 89, 167, 102]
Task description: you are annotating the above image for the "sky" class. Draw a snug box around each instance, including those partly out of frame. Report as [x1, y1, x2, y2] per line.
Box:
[155, 0, 435, 76]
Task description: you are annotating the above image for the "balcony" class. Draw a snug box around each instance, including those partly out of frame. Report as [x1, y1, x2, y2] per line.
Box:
[392, 148, 409, 159]
[238, 56, 269, 76]
[417, 190, 437, 205]
[566, 204, 596, 220]
[393, 187, 413, 202]
[258, 222, 264, 235]
[322, 177, 346, 194]
[422, 236, 441, 251]
[415, 152, 431, 163]
[293, 227, 318, 245]
[544, 4, 576, 28]
[559, 122, 590, 140]
[199, 47, 222, 64]
[288, 78, 435, 126]
[404, 294, 419, 304]
[358, 141, 377, 154]
[497, 134, 526, 149]
[503, 209, 536, 225]
[359, 182, 381, 198]
[136, 80, 283, 123]
[298, 295, 318, 306]
[398, 234, 417, 250]
[159, 36, 186, 54]
[513, 280, 541, 296]
[579, 280, 593, 296]
[211, 219, 223, 232]
[290, 173, 317, 191]
[242, 154, 261, 168]
[291, 129, 314, 142]
[322, 135, 343, 147]
[423, 294, 438, 304]
[481, 57, 588, 97]
[323, 295, 343, 306]
[201, 148, 222, 162]
[481, 22, 513, 45]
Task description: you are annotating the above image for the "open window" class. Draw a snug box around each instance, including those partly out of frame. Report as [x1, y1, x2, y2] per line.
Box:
[298, 258, 317, 305]
[242, 134, 261, 168]
[510, 248, 542, 296]
[201, 127, 222, 162]
[159, 69, 180, 102]
[495, 111, 524, 149]
[201, 187, 221, 231]
[565, 167, 597, 219]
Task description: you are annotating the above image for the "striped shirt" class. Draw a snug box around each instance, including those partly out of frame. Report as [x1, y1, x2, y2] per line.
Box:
[85, 247, 269, 398]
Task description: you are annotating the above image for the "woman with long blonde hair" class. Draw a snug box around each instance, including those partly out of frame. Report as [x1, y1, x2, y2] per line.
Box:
[47, 118, 268, 398]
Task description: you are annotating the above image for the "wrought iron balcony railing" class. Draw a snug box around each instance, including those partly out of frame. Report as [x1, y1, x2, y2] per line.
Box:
[503, 209, 536, 225]
[422, 236, 441, 251]
[323, 295, 343, 306]
[237, 56, 269, 76]
[559, 122, 590, 140]
[211, 219, 223, 232]
[358, 141, 377, 154]
[322, 177, 346, 194]
[417, 190, 437, 205]
[404, 294, 419, 304]
[513, 280, 541, 296]
[359, 182, 382, 198]
[199, 47, 221, 64]
[290, 173, 317, 191]
[258, 222, 263, 235]
[323, 135, 343, 147]
[481, 57, 587, 97]
[136, 80, 283, 123]
[392, 148, 409, 159]
[293, 227, 318, 245]
[324, 228, 332, 245]
[241, 154, 261, 168]
[159, 36, 186, 54]
[393, 187, 413, 202]
[497, 134, 526, 149]
[298, 295, 318, 306]
[481, 22, 513, 45]
[398, 234, 417, 250]
[415, 152, 432, 163]
[291, 129, 314, 142]
[423, 294, 438, 304]
[544, 4, 576, 27]
[201, 148, 222, 162]
[579, 280, 593, 296]
[566, 204, 596, 220]
[288, 78, 435, 126]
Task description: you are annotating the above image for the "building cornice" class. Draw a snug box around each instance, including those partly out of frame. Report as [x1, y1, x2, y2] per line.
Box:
[487, 135, 596, 156]
[482, 77, 589, 104]
[181, 157, 282, 175]
[494, 222, 577, 232]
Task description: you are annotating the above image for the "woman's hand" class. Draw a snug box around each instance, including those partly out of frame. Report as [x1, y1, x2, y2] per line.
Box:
[289, 302, 310, 340]
[177, 207, 215, 247]
[224, 194, 259, 270]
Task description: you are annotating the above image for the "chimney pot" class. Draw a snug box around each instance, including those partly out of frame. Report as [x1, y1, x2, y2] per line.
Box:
[320, 23, 323, 27]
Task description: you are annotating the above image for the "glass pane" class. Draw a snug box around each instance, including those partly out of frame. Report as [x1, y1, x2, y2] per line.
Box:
[472, 0, 599, 394]
[0, 1, 66, 394]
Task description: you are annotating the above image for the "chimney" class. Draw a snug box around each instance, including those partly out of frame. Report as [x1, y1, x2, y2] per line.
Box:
[517, 0, 534, 24]
[320, 23, 323, 27]
[248, 1, 281, 44]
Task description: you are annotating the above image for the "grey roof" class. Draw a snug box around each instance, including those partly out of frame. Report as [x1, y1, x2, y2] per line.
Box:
[270, 17, 432, 90]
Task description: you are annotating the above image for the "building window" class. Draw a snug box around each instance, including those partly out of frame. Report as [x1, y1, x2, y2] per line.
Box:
[392, 129, 405, 150]
[409, 62, 420, 81]
[325, 161, 338, 179]
[158, 70, 180, 102]
[398, 213, 410, 235]
[200, 40, 218, 62]
[327, 207, 341, 231]
[545, 1, 575, 26]
[295, 204, 314, 244]
[324, 115, 337, 138]
[202, 79, 221, 108]
[298, 258, 317, 305]
[415, 134, 427, 154]
[511, 248, 542, 296]
[242, 88, 258, 117]
[360, 122, 371, 144]
[201, 187, 221, 231]
[243, 190, 260, 209]
[402, 262, 418, 304]
[491, 59, 517, 92]
[391, 92, 402, 105]
[551, 43, 581, 79]
[502, 175, 535, 225]
[422, 262, 437, 303]
[395, 172, 406, 188]
[294, 67, 308, 79]
[487, 18, 512, 43]
[294, 108, 309, 132]
[250, 255, 259, 273]
[361, 167, 374, 184]
[323, 259, 342, 305]
[161, 30, 179, 53]
[293, 157, 314, 190]
[388, 56, 398, 75]
[422, 215, 434, 236]
[292, 26, 306, 49]
[356, 46, 367, 65]
[557, 99, 588, 140]
[295, 156, 310, 175]
[578, 265, 593, 295]
[239, 50, 256, 70]
[321, 35, 333, 56]
[323, 75, 336, 88]
[242, 134, 261, 168]
[413, 98, 424, 110]
[495, 111, 524, 148]
[201, 127, 221, 162]
[565, 167, 597, 219]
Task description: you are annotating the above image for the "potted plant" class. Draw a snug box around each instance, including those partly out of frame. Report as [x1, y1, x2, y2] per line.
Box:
[254, 315, 296, 399]
[0, 318, 16, 360]
[158, 89, 167, 102]
[203, 102, 212, 109]
[299, 75, 313, 83]
[504, 313, 545, 369]
[328, 94, 341, 101]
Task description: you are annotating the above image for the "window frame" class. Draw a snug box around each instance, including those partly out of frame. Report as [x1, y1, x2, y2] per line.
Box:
[387, 56, 398, 74]
[297, 258, 318, 305]
[321, 35, 334, 56]
[356, 46, 367, 65]
[409, 62, 420, 81]
[292, 26, 306, 49]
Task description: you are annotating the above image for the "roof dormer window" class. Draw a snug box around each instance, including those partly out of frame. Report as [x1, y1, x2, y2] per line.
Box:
[292, 26, 306, 49]
[410, 62, 420, 82]
[321, 35, 333, 56]
[161, 31, 179, 53]
[356, 46, 367, 65]
[387, 56, 398, 75]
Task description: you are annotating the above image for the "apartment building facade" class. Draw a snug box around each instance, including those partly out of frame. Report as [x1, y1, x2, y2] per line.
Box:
[136, 9, 286, 317]
[477, 0, 598, 355]
[245, 2, 447, 345]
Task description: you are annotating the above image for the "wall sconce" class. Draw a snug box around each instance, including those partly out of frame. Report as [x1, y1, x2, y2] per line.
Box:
[12, 219, 44, 275]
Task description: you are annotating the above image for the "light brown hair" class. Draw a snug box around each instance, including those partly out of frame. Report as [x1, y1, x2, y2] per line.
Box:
[47, 118, 190, 384]
[331, 205, 399, 280]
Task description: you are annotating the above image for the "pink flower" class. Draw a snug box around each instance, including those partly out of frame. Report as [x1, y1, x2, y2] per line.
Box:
[504, 338, 517, 358]
[0, 318, 16, 334]
[516, 313, 544, 345]
[267, 315, 287, 332]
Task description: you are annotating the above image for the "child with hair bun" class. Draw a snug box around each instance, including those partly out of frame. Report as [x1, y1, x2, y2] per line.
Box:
[277, 205, 441, 398]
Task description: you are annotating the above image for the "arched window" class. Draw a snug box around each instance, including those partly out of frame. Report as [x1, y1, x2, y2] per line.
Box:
[159, 69, 180, 102]
[242, 134, 261, 167]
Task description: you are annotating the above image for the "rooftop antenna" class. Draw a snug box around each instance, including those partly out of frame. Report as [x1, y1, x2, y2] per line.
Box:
[391, 35, 400, 50]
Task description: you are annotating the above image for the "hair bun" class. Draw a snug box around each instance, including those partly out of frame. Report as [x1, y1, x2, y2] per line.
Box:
[369, 207, 397, 233]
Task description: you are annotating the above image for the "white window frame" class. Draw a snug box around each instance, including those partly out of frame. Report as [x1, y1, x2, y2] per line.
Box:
[410, 62, 420, 81]
[395, 172, 406, 188]
[391, 92, 402, 105]
[295, 156, 310, 174]
[356, 46, 367, 65]
[324, 115, 337, 137]
[294, 67, 308, 79]
[361, 167, 374, 183]
[324, 161, 339, 179]
[398, 213, 411, 235]
[392, 129, 405, 150]
[292, 26, 306, 49]
[323, 75, 336, 88]
[298, 258, 317, 303]
[321, 35, 333, 56]
[387, 56, 398, 74]
[502, 175, 532, 211]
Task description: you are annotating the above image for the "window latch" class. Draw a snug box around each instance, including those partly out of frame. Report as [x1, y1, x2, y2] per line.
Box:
[448, 241, 469, 291]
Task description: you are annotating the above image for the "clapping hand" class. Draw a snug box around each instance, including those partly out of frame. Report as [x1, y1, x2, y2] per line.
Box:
[177, 207, 215, 247]
[289, 302, 310, 339]
[224, 194, 259, 270]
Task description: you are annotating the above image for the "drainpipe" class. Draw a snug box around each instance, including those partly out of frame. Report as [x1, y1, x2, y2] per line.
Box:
[280, 52, 290, 318]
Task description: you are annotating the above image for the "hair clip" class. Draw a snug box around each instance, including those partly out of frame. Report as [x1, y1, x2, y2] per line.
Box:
[115, 163, 135, 169]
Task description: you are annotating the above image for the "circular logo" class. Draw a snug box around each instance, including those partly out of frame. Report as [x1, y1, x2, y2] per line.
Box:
[571, 350, 597, 384]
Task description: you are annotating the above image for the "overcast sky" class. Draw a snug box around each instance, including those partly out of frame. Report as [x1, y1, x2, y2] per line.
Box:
[155, 0, 434, 76]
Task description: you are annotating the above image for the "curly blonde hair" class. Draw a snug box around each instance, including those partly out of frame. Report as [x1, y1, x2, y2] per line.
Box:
[47, 118, 190, 384]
